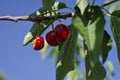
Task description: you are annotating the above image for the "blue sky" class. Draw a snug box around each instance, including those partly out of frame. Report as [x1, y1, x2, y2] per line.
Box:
[0, 0, 120, 80]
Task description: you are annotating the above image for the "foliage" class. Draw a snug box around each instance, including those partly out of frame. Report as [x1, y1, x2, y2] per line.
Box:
[0, 73, 5, 80]
[56, 26, 78, 80]
[22, 0, 120, 80]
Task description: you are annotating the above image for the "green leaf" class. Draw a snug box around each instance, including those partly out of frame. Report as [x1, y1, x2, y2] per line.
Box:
[111, 10, 120, 18]
[76, 0, 88, 14]
[72, 6, 106, 80]
[76, 34, 86, 59]
[67, 70, 80, 80]
[29, 7, 45, 16]
[85, 54, 106, 80]
[42, 0, 55, 10]
[105, 0, 118, 3]
[53, 2, 67, 10]
[72, 6, 105, 54]
[56, 26, 78, 80]
[102, 30, 112, 63]
[23, 32, 34, 46]
[23, 23, 40, 46]
[101, 0, 118, 8]
[111, 16, 120, 62]
[106, 61, 114, 75]
[76, 43, 86, 59]
[0, 73, 5, 80]
[23, 20, 54, 46]
[30, 2, 67, 16]
[40, 41, 50, 59]
[50, 47, 59, 58]
[109, 2, 120, 13]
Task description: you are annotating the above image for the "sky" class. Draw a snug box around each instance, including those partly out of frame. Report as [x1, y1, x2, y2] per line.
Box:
[0, 0, 120, 80]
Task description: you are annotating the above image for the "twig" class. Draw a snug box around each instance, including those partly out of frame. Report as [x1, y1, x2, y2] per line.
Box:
[0, 16, 29, 22]
[0, 13, 73, 22]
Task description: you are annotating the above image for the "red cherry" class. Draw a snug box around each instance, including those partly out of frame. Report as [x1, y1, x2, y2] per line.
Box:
[32, 36, 44, 50]
[46, 30, 59, 46]
[55, 24, 69, 42]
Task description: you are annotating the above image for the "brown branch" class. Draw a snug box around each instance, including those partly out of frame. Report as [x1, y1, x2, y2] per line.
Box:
[0, 13, 73, 22]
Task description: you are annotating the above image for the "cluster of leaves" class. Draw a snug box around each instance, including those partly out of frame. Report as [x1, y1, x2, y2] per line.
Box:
[23, 0, 120, 80]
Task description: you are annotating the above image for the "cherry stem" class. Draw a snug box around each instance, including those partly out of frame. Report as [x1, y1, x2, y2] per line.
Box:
[37, 22, 41, 35]
[53, 11, 62, 23]
[92, 0, 95, 6]
[52, 23, 54, 31]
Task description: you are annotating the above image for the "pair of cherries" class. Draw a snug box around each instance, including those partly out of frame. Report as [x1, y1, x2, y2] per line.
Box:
[32, 24, 69, 50]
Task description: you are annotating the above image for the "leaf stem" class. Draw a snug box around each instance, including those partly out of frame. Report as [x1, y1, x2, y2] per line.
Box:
[100, 0, 119, 8]
[102, 7, 110, 14]
[101, 7, 111, 17]
[91, 0, 95, 6]
[53, 10, 61, 23]
[52, 23, 54, 30]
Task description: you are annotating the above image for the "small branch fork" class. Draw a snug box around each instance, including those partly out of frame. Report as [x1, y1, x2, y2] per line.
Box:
[0, 13, 73, 22]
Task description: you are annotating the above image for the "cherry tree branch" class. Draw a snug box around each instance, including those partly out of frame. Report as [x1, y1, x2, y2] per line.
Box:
[0, 13, 73, 22]
[0, 16, 29, 22]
